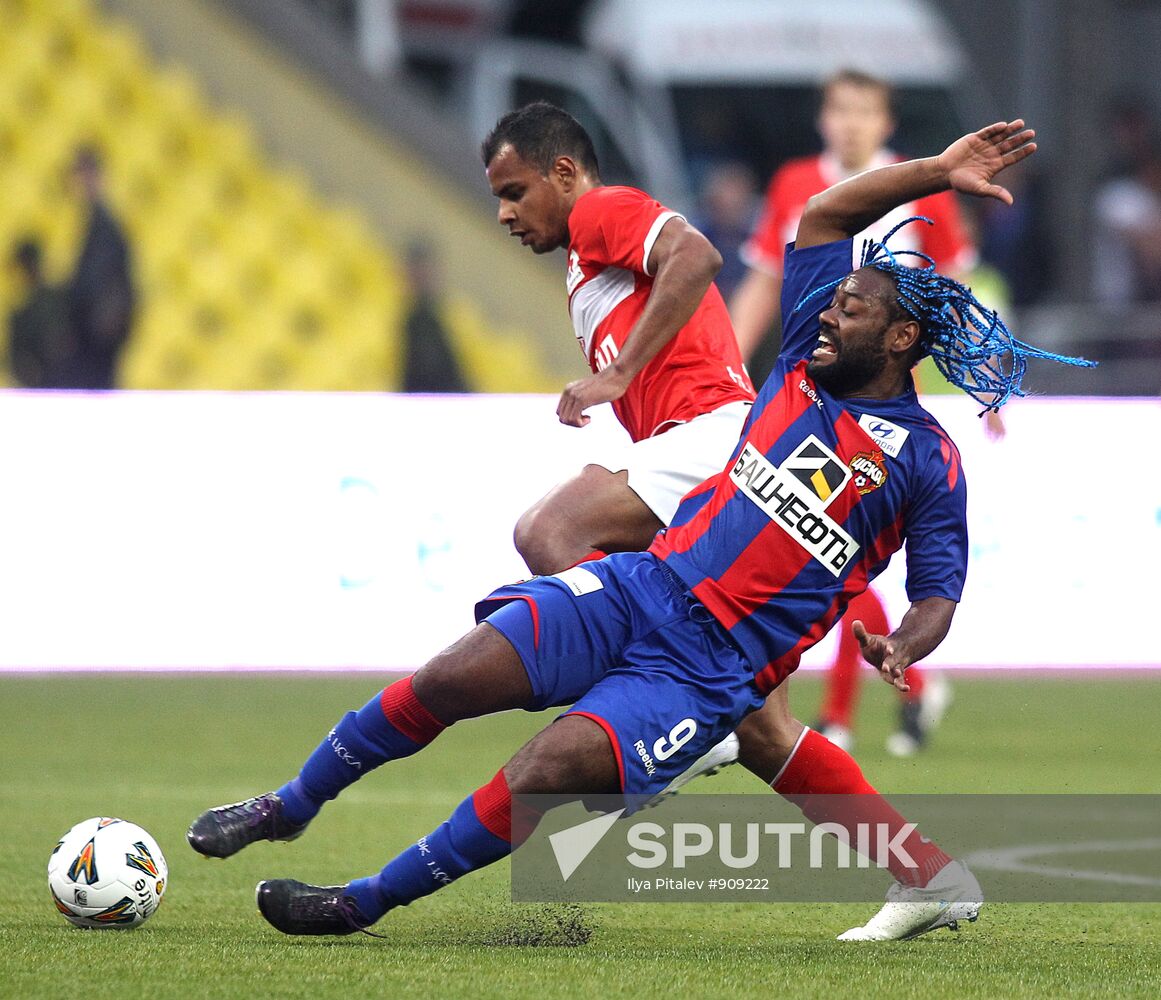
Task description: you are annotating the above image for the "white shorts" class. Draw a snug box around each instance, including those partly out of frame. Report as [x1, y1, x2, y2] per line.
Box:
[592, 400, 752, 525]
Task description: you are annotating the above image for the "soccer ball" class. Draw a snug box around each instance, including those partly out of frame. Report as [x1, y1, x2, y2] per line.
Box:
[47, 817, 168, 929]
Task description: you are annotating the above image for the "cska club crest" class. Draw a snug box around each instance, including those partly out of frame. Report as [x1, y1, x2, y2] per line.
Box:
[849, 450, 888, 495]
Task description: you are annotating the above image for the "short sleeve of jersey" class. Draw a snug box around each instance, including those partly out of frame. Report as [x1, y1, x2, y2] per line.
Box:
[775, 238, 854, 363]
[913, 190, 976, 273]
[903, 438, 968, 602]
[569, 186, 682, 276]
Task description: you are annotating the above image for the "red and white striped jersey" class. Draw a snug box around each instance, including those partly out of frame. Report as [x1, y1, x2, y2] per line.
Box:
[566, 185, 754, 442]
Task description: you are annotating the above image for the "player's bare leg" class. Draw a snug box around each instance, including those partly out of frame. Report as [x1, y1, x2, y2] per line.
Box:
[255, 714, 620, 935]
[734, 682, 805, 779]
[187, 624, 535, 859]
[514, 465, 662, 575]
[410, 623, 534, 721]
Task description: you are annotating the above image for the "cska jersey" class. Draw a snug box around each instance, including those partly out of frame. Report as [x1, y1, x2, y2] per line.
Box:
[741, 152, 975, 279]
[566, 186, 754, 442]
[650, 237, 968, 695]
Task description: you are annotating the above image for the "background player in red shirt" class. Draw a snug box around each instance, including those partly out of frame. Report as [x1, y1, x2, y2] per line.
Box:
[731, 69, 976, 361]
[731, 71, 985, 754]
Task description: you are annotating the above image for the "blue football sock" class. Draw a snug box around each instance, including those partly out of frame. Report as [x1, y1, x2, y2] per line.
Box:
[345, 793, 511, 921]
[277, 692, 435, 826]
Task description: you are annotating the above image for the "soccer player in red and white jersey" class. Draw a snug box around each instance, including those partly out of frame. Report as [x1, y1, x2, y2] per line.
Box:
[731, 71, 982, 753]
[482, 103, 755, 575]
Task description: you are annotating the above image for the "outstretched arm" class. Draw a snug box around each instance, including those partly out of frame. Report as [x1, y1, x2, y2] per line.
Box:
[851, 596, 957, 693]
[729, 267, 783, 362]
[796, 120, 1037, 251]
[556, 218, 720, 427]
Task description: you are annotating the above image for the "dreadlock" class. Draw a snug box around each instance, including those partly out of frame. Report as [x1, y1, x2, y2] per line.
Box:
[797, 217, 1096, 412]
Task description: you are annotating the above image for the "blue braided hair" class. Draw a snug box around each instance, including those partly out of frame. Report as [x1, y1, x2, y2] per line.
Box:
[796, 217, 1096, 411]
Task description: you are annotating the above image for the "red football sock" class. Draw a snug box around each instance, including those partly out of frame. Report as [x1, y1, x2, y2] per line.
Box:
[818, 622, 863, 728]
[472, 768, 546, 847]
[380, 675, 447, 745]
[773, 728, 952, 887]
[819, 588, 890, 728]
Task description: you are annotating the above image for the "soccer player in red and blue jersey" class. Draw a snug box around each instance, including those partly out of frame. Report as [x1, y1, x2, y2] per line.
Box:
[188, 120, 1089, 941]
[732, 70, 988, 756]
[480, 102, 970, 934]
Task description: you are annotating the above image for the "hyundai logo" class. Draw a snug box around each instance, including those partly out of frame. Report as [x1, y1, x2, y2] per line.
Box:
[869, 421, 896, 439]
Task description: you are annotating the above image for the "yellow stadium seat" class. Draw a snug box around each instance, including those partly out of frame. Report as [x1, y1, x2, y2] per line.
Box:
[0, 0, 526, 391]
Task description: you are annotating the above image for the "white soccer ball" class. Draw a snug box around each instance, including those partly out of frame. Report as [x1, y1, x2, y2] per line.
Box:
[47, 818, 168, 929]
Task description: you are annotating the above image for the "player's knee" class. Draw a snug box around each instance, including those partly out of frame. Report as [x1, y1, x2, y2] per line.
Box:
[513, 504, 562, 576]
[506, 718, 620, 796]
[410, 653, 462, 719]
[504, 752, 573, 796]
[512, 505, 539, 562]
[411, 624, 533, 722]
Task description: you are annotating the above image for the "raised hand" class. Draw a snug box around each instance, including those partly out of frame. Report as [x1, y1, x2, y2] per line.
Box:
[937, 120, 1037, 206]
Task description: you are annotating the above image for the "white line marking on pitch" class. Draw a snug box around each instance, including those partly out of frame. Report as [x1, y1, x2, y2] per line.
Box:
[964, 838, 1161, 887]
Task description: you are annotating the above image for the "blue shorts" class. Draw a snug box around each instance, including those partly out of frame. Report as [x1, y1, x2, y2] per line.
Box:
[474, 551, 764, 798]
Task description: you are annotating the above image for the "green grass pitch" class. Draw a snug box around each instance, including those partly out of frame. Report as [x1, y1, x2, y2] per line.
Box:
[2, 672, 1159, 999]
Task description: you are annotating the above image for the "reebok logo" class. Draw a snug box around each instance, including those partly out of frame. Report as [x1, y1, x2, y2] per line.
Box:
[634, 740, 657, 776]
[798, 379, 825, 410]
[548, 808, 626, 881]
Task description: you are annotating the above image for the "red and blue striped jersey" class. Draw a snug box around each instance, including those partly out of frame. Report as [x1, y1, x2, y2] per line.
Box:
[649, 238, 968, 694]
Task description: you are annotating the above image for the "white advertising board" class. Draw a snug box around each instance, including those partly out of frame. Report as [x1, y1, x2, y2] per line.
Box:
[0, 391, 1157, 671]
